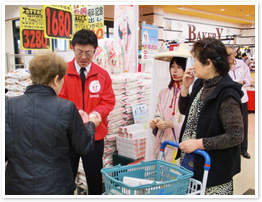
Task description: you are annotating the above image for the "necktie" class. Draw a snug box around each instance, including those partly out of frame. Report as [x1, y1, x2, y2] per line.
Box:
[80, 68, 86, 92]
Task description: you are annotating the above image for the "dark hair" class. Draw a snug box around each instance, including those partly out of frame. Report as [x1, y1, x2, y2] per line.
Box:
[72, 29, 98, 49]
[191, 38, 230, 76]
[168, 57, 187, 89]
[242, 53, 247, 57]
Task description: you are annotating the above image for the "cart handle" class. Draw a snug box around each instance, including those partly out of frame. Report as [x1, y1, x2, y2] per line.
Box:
[160, 140, 211, 171]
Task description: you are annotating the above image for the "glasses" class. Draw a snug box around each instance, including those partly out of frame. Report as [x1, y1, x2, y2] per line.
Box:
[74, 50, 95, 57]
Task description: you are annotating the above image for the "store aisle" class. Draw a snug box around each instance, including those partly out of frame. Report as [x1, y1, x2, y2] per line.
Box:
[233, 112, 256, 195]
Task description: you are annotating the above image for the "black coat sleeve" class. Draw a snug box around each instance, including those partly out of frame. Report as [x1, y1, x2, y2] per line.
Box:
[68, 104, 95, 155]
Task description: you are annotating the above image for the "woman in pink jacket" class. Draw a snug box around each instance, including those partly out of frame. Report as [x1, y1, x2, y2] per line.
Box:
[150, 56, 186, 163]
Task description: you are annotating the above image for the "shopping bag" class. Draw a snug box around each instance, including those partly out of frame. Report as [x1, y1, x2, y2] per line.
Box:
[181, 153, 195, 172]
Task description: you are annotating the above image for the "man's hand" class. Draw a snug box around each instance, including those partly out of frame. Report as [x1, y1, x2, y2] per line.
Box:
[89, 111, 102, 127]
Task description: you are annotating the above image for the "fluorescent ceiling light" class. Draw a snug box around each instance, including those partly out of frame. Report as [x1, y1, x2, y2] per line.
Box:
[177, 6, 254, 23]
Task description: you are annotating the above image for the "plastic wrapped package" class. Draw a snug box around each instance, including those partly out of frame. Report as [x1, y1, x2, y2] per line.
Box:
[108, 113, 128, 124]
[6, 69, 30, 80]
[108, 119, 127, 130]
[105, 133, 118, 141]
[108, 107, 126, 117]
[112, 83, 126, 90]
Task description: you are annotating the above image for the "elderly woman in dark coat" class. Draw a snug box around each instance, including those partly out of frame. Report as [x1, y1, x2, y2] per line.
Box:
[5, 51, 100, 195]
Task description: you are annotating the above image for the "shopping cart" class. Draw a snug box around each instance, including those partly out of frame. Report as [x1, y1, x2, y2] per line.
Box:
[101, 140, 210, 195]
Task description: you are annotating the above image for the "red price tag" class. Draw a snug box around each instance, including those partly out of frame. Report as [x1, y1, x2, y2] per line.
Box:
[22, 29, 50, 49]
[45, 7, 73, 39]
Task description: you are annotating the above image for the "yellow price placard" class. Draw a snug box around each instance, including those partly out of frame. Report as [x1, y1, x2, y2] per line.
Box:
[43, 5, 74, 40]
[20, 7, 51, 50]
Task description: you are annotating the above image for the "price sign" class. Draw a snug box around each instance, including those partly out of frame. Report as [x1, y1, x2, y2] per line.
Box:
[73, 5, 104, 39]
[22, 29, 50, 49]
[74, 14, 89, 33]
[43, 5, 73, 39]
[20, 7, 51, 50]
[131, 104, 148, 126]
[91, 28, 104, 39]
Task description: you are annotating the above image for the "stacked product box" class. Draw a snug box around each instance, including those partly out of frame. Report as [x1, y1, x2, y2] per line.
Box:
[116, 124, 147, 160]
[103, 73, 152, 168]
[103, 74, 129, 169]
[124, 73, 151, 124]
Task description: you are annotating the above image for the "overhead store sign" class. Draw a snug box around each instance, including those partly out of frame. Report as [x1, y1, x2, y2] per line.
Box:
[74, 5, 104, 39]
[43, 5, 73, 40]
[19, 7, 51, 50]
[188, 24, 223, 41]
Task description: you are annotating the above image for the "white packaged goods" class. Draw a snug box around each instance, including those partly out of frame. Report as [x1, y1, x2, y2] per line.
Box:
[123, 176, 161, 187]
[108, 127, 125, 135]
[105, 134, 118, 141]
[107, 113, 127, 124]
[119, 124, 145, 133]
[115, 94, 127, 102]
[110, 74, 127, 84]
[109, 107, 126, 116]
[6, 69, 30, 80]
[116, 124, 147, 160]
[104, 72, 152, 168]
[5, 69, 32, 98]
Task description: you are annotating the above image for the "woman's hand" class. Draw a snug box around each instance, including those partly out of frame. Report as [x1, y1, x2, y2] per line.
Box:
[179, 139, 204, 153]
[149, 118, 160, 129]
[181, 67, 195, 97]
[78, 110, 89, 124]
[156, 120, 173, 130]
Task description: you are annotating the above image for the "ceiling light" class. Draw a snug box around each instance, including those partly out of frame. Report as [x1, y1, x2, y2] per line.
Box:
[220, 9, 225, 11]
[177, 6, 254, 23]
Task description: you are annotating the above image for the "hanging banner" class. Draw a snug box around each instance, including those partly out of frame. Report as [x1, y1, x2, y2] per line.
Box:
[73, 5, 104, 39]
[20, 7, 51, 50]
[141, 23, 158, 64]
[68, 5, 104, 50]
[114, 5, 139, 73]
[74, 14, 89, 33]
[43, 5, 73, 40]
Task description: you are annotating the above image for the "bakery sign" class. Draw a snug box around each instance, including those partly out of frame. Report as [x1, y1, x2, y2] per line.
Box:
[188, 24, 223, 41]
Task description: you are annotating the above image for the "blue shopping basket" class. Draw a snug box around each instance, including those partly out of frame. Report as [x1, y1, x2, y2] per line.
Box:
[101, 140, 211, 195]
[101, 159, 193, 195]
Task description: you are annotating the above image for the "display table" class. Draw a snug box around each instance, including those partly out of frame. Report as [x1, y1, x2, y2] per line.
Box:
[247, 88, 255, 111]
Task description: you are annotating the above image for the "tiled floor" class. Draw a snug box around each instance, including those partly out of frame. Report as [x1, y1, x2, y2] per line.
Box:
[233, 112, 256, 195]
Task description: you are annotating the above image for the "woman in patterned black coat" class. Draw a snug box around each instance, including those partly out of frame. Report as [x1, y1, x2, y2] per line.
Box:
[177, 38, 244, 195]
